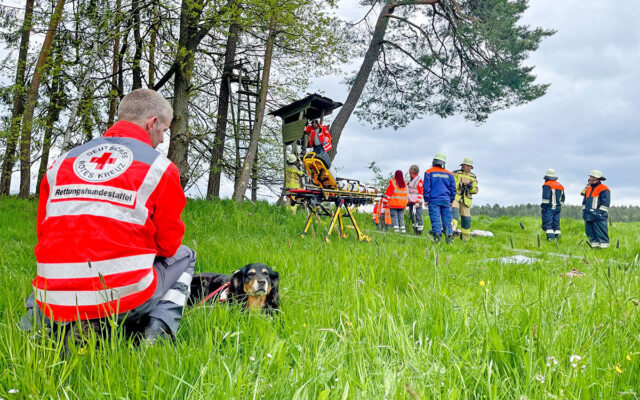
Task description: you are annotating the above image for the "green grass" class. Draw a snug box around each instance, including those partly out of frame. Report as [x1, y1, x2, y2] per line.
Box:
[1, 197, 640, 399]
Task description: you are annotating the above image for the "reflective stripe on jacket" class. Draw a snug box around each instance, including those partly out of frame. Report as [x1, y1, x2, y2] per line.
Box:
[453, 170, 478, 207]
[541, 179, 565, 210]
[424, 167, 456, 204]
[34, 121, 186, 322]
[582, 182, 610, 218]
[407, 176, 424, 203]
[385, 179, 408, 209]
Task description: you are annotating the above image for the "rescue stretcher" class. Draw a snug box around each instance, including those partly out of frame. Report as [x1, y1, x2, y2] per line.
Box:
[284, 152, 380, 243]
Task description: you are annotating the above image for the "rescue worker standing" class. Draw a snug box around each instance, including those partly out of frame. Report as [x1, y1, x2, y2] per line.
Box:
[305, 119, 332, 168]
[21, 88, 195, 345]
[424, 153, 456, 243]
[385, 170, 408, 233]
[582, 170, 611, 248]
[540, 168, 565, 241]
[407, 165, 424, 235]
[452, 158, 478, 241]
[284, 153, 304, 214]
[373, 196, 392, 230]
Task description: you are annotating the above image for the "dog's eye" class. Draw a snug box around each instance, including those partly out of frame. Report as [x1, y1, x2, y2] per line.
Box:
[262, 269, 268, 274]
[247, 271, 255, 276]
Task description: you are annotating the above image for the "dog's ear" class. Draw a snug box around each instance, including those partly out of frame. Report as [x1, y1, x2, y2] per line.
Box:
[229, 269, 244, 295]
[265, 269, 280, 314]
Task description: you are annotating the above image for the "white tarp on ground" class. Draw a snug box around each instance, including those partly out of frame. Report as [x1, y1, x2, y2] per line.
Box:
[454, 229, 495, 237]
[485, 255, 539, 264]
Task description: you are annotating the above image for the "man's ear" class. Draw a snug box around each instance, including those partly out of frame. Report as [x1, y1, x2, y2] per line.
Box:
[144, 116, 158, 134]
[230, 269, 244, 294]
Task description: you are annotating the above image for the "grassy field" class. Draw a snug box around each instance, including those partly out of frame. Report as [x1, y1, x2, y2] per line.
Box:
[1, 197, 640, 399]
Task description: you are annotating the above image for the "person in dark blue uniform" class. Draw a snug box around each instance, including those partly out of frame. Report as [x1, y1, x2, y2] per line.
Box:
[581, 170, 610, 248]
[541, 168, 565, 241]
[423, 153, 456, 243]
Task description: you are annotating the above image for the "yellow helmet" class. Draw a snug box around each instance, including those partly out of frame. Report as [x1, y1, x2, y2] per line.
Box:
[433, 153, 447, 163]
[460, 157, 474, 168]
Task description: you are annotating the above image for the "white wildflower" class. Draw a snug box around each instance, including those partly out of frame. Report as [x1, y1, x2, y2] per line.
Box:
[569, 354, 582, 367]
[546, 356, 558, 367]
[249, 356, 255, 361]
[535, 374, 545, 383]
[8, 389, 19, 394]
[266, 353, 272, 359]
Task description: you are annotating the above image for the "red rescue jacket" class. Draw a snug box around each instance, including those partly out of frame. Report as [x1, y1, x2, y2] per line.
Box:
[306, 125, 332, 152]
[33, 121, 186, 322]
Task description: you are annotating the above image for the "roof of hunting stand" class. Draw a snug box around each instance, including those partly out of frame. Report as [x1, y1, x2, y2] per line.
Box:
[270, 94, 342, 120]
[270, 94, 343, 144]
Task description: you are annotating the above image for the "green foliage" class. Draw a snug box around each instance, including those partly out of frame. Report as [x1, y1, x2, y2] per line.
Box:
[475, 203, 640, 223]
[354, 0, 554, 128]
[2, 197, 640, 398]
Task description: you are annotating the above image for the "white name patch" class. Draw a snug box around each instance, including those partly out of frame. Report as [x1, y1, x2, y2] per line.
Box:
[51, 184, 137, 206]
[73, 144, 133, 182]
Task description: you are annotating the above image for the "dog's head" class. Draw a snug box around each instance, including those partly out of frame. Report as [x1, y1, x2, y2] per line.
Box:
[229, 263, 280, 314]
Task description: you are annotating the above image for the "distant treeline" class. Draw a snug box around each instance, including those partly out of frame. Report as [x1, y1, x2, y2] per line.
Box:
[474, 204, 640, 222]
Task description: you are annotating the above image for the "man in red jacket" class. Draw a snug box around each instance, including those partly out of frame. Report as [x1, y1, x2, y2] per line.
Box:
[21, 88, 195, 345]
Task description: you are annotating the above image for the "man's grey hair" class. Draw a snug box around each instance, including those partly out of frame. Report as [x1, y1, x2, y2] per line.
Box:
[117, 88, 173, 124]
[409, 164, 420, 174]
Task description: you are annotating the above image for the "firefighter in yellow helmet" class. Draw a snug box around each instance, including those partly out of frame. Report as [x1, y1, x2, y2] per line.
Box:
[284, 153, 304, 214]
[452, 157, 478, 241]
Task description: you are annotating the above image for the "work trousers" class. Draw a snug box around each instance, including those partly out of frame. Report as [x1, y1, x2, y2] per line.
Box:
[428, 202, 453, 236]
[21, 245, 196, 336]
[584, 218, 609, 248]
[452, 203, 472, 240]
[407, 202, 424, 232]
[541, 207, 561, 240]
[389, 208, 406, 233]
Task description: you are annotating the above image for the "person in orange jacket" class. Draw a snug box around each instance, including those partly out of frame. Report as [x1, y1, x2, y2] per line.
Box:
[373, 196, 391, 230]
[385, 170, 408, 233]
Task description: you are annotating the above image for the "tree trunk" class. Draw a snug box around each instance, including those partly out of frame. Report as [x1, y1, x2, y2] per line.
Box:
[0, 0, 34, 196]
[36, 68, 64, 195]
[168, 0, 205, 187]
[131, 0, 143, 89]
[62, 39, 99, 150]
[207, 19, 241, 199]
[328, 1, 393, 161]
[18, 0, 66, 198]
[147, 0, 159, 88]
[107, 0, 121, 126]
[232, 17, 276, 202]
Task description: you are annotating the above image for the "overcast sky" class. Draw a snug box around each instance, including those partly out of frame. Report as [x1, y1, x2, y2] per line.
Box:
[295, 0, 640, 206]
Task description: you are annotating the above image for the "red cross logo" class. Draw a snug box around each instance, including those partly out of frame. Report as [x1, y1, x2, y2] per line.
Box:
[90, 152, 116, 170]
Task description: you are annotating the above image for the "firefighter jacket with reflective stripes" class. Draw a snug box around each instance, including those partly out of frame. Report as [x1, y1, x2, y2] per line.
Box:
[453, 170, 478, 207]
[33, 120, 186, 322]
[305, 125, 332, 152]
[582, 182, 610, 221]
[423, 167, 456, 204]
[407, 176, 424, 204]
[541, 179, 565, 210]
[385, 179, 408, 209]
[285, 165, 303, 189]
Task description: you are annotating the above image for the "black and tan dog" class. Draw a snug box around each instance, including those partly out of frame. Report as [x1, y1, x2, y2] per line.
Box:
[189, 263, 280, 315]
